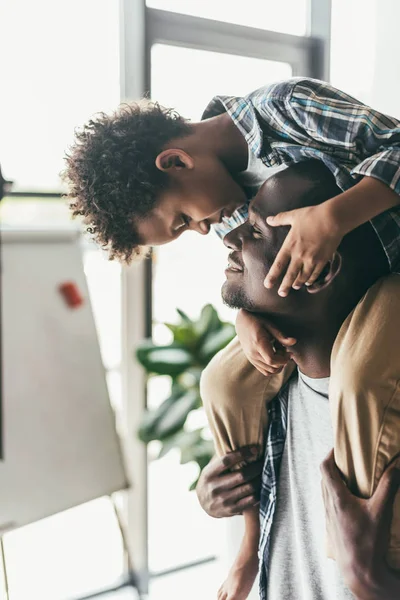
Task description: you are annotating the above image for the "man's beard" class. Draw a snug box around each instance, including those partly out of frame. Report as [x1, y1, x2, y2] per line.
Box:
[221, 280, 255, 311]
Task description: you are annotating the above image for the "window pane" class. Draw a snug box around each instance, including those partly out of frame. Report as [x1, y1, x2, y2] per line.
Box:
[0, 0, 120, 192]
[149, 46, 293, 572]
[151, 44, 292, 121]
[330, 0, 376, 105]
[147, 0, 308, 36]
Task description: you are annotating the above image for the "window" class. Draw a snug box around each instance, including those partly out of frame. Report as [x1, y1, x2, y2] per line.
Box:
[0, 0, 120, 192]
[147, 0, 308, 35]
[151, 44, 292, 121]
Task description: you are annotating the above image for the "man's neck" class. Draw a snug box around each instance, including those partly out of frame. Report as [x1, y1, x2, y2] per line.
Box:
[266, 314, 343, 378]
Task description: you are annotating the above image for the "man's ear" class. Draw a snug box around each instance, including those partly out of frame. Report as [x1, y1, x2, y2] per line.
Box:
[155, 148, 194, 172]
[306, 252, 342, 294]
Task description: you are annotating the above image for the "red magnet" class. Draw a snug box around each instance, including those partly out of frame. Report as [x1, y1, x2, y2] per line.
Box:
[59, 281, 84, 308]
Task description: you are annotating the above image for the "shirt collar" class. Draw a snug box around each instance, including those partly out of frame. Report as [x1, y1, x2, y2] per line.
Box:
[201, 94, 264, 158]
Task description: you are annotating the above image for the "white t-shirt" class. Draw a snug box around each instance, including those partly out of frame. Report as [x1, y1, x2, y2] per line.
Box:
[266, 371, 354, 600]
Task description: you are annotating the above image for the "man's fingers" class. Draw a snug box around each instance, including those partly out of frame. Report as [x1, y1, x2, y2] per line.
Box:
[219, 460, 263, 491]
[320, 449, 349, 499]
[232, 494, 261, 516]
[264, 248, 291, 289]
[217, 446, 260, 474]
[278, 260, 303, 297]
[371, 459, 400, 516]
[223, 480, 260, 508]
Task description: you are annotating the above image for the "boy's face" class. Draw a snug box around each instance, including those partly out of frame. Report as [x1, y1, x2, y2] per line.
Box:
[136, 153, 247, 245]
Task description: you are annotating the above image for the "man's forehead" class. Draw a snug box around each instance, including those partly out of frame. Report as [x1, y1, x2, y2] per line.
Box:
[251, 172, 315, 217]
[250, 178, 281, 217]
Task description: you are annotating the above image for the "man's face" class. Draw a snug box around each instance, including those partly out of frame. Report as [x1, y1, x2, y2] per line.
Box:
[136, 154, 247, 245]
[222, 170, 318, 313]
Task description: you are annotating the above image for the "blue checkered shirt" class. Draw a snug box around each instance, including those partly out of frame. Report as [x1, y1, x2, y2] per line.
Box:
[202, 78, 400, 599]
[202, 77, 400, 272]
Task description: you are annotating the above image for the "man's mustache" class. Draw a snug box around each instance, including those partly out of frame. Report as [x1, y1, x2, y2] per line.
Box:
[228, 252, 244, 271]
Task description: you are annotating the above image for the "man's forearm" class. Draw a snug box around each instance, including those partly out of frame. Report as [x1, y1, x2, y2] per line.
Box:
[325, 176, 400, 235]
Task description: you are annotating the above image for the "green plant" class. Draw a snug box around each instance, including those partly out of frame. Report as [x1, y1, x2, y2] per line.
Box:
[136, 304, 236, 490]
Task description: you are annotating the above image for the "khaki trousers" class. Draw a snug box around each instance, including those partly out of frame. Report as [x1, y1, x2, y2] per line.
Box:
[200, 274, 400, 569]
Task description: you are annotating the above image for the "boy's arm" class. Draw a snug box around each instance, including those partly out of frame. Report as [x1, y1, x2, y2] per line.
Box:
[255, 79, 400, 294]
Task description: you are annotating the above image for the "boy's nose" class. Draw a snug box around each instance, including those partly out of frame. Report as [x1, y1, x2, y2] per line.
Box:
[191, 220, 210, 235]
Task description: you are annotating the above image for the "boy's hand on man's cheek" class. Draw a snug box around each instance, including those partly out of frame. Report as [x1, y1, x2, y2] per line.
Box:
[264, 203, 344, 296]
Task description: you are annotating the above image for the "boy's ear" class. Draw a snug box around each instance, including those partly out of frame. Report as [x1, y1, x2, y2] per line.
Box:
[306, 252, 342, 294]
[155, 149, 194, 172]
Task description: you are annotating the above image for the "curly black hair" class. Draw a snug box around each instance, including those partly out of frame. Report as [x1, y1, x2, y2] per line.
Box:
[63, 100, 191, 263]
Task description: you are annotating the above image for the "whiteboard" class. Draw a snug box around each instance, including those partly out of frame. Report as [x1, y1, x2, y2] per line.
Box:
[0, 228, 128, 533]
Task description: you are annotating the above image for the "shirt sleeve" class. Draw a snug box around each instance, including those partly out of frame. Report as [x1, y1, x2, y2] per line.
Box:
[258, 79, 400, 195]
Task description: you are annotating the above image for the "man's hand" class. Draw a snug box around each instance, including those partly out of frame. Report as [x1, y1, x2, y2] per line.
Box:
[264, 203, 343, 297]
[236, 310, 296, 377]
[321, 449, 400, 600]
[196, 446, 263, 518]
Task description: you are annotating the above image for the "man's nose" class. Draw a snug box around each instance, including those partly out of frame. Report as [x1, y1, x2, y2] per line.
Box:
[191, 220, 210, 235]
[223, 227, 242, 250]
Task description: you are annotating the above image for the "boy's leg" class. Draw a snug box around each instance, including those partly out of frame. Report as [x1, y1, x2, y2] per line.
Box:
[329, 274, 400, 569]
[200, 336, 295, 464]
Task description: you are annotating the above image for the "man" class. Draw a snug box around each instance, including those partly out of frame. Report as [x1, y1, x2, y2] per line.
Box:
[197, 160, 400, 599]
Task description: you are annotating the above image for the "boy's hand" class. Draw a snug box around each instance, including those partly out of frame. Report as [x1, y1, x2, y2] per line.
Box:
[236, 310, 296, 376]
[264, 203, 344, 297]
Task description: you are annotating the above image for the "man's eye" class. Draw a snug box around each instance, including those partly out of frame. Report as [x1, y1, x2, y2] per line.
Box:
[250, 224, 263, 238]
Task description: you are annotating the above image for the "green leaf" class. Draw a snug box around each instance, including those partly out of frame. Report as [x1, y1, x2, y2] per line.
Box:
[138, 386, 186, 443]
[164, 322, 199, 347]
[176, 308, 192, 324]
[158, 428, 203, 459]
[194, 304, 222, 339]
[136, 342, 193, 377]
[199, 323, 236, 363]
[154, 389, 201, 440]
[189, 478, 199, 492]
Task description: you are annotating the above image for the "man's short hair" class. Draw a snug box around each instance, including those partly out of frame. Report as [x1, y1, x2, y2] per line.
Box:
[63, 100, 190, 263]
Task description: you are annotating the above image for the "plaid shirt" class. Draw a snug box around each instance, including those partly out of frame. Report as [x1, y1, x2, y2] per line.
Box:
[202, 78, 400, 599]
[202, 77, 400, 272]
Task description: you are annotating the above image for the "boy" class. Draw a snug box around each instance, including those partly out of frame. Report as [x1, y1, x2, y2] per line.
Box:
[64, 78, 400, 599]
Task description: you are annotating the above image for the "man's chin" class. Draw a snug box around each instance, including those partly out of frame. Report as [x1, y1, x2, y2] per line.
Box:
[221, 280, 255, 311]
